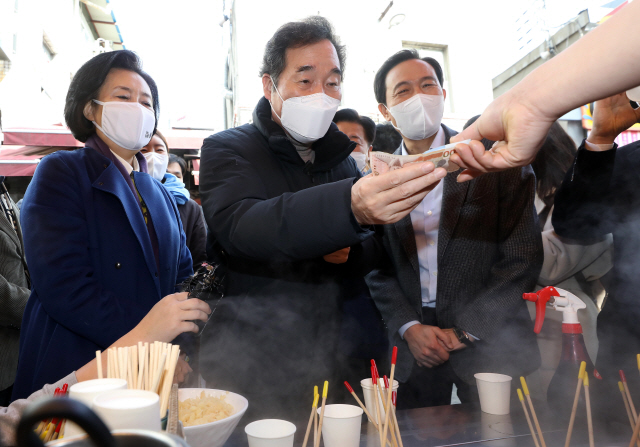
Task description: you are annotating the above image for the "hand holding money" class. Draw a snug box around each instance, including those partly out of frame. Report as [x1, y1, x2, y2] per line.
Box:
[370, 140, 470, 175]
[351, 160, 447, 225]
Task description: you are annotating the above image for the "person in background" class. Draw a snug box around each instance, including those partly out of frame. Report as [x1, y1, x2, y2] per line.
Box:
[0, 292, 210, 446]
[0, 176, 30, 406]
[372, 123, 402, 154]
[366, 50, 542, 409]
[333, 108, 376, 175]
[141, 132, 206, 270]
[552, 92, 640, 428]
[12, 50, 193, 400]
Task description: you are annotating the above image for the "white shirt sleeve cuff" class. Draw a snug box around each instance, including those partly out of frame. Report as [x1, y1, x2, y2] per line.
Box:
[398, 320, 421, 339]
[585, 140, 615, 152]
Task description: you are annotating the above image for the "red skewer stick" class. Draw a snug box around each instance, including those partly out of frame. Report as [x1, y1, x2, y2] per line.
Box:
[381, 347, 398, 447]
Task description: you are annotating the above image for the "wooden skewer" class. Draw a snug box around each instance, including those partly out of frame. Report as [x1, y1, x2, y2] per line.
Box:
[132, 344, 138, 390]
[371, 367, 384, 447]
[345, 381, 379, 430]
[151, 352, 167, 394]
[520, 376, 546, 447]
[621, 381, 636, 431]
[144, 342, 150, 391]
[391, 391, 403, 447]
[584, 373, 594, 447]
[96, 350, 103, 380]
[137, 344, 146, 390]
[379, 378, 398, 447]
[106, 349, 112, 379]
[565, 361, 586, 447]
[518, 389, 540, 447]
[630, 408, 640, 447]
[314, 381, 328, 447]
[622, 370, 638, 422]
[313, 386, 318, 447]
[302, 391, 319, 447]
[381, 347, 398, 447]
[160, 346, 180, 417]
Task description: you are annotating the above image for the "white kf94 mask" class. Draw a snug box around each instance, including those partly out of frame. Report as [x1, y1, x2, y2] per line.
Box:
[92, 100, 156, 151]
[386, 94, 444, 141]
[144, 152, 169, 181]
[270, 78, 341, 144]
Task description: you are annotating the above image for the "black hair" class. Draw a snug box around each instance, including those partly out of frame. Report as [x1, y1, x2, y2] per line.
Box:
[374, 49, 444, 105]
[372, 123, 402, 154]
[333, 108, 376, 145]
[168, 153, 187, 177]
[531, 122, 577, 209]
[259, 16, 346, 89]
[64, 50, 159, 142]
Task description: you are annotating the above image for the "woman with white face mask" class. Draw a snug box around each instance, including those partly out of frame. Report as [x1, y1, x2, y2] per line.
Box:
[12, 50, 194, 400]
[141, 132, 206, 271]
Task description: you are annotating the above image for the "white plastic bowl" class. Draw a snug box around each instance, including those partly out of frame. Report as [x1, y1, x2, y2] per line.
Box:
[178, 388, 249, 447]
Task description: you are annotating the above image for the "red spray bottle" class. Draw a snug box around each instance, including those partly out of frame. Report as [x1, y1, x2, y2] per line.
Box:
[523, 286, 601, 417]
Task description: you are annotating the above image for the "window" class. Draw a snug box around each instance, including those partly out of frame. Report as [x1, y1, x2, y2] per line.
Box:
[402, 41, 453, 113]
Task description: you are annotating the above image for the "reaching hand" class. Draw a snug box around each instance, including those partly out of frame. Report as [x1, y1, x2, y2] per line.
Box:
[404, 324, 453, 368]
[450, 92, 556, 182]
[588, 92, 640, 145]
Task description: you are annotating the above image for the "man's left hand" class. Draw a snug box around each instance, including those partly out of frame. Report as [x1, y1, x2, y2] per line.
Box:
[174, 354, 193, 384]
[323, 247, 350, 264]
[440, 328, 468, 351]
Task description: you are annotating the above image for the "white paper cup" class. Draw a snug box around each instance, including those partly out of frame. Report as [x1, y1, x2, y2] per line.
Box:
[92, 389, 161, 432]
[245, 419, 296, 447]
[475, 373, 512, 415]
[360, 378, 399, 424]
[318, 404, 363, 447]
[65, 378, 128, 438]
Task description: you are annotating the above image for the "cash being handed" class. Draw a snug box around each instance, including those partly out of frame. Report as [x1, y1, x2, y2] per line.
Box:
[370, 139, 471, 175]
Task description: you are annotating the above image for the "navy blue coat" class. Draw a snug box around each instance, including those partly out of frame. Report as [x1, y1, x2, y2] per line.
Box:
[12, 147, 192, 400]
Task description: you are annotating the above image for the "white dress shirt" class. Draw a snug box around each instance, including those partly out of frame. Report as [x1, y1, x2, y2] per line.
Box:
[398, 127, 445, 338]
[111, 150, 140, 174]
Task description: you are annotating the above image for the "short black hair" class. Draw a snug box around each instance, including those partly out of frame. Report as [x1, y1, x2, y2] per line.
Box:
[372, 123, 402, 154]
[64, 50, 159, 142]
[259, 16, 346, 89]
[168, 153, 187, 177]
[333, 108, 376, 145]
[374, 49, 444, 105]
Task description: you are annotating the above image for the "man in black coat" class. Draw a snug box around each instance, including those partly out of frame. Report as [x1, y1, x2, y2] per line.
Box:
[553, 92, 640, 425]
[199, 17, 447, 420]
[366, 50, 542, 409]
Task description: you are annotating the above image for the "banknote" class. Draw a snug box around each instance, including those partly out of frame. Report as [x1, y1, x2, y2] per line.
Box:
[370, 139, 471, 175]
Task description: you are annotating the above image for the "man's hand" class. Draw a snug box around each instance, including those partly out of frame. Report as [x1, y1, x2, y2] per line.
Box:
[404, 324, 453, 368]
[588, 92, 640, 146]
[323, 247, 350, 264]
[174, 353, 193, 384]
[440, 328, 468, 352]
[351, 162, 447, 225]
[450, 92, 556, 182]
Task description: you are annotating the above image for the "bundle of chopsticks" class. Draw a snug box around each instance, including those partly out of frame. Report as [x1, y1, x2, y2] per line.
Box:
[300, 347, 402, 447]
[99, 341, 181, 418]
[34, 384, 69, 442]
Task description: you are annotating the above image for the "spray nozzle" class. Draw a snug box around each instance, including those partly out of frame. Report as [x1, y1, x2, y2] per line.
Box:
[523, 286, 585, 334]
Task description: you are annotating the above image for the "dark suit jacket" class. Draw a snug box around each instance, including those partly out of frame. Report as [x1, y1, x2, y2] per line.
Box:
[0, 185, 30, 391]
[13, 147, 192, 400]
[366, 125, 542, 383]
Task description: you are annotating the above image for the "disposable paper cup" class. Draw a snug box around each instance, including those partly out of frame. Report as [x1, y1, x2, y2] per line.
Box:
[92, 389, 161, 432]
[475, 373, 512, 415]
[245, 419, 296, 447]
[65, 378, 127, 438]
[318, 404, 363, 447]
[360, 378, 399, 424]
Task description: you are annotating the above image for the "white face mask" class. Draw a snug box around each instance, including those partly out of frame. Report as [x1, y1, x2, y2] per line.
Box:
[386, 94, 444, 141]
[92, 100, 156, 151]
[350, 152, 368, 171]
[143, 151, 169, 181]
[270, 77, 341, 144]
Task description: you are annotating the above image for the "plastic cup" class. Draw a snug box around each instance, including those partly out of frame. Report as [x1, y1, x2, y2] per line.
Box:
[475, 373, 512, 415]
[92, 389, 161, 432]
[245, 419, 296, 447]
[318, 404, 363, 447]
[65, 378, 127, 438]
[360, 378, 399, 424]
